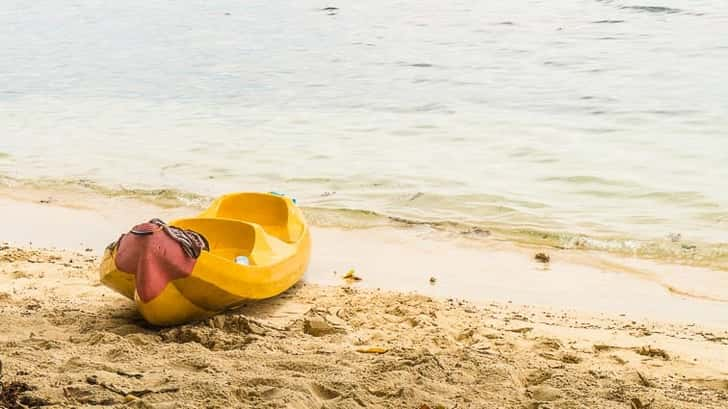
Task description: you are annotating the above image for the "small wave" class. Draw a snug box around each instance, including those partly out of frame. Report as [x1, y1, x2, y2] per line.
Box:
[508, 147, 546, 158]
[596, 1, 703, 16]
[643, 109, 702, 116]
[592, 19, 625, 24]
[620, 6, 682, 14]
[618, 5, 703, 16]
[633, 191, 710, 205]
[543, 61, 569, 67]
[371, 103, 455, 115]
[540, 175, 637, 188]
[390, 129, 423, 137]
[301, 206, 389, 229]
[574, 190, 625, 199]
[1, 175, 210, 209]
[285, 177, 335, 184]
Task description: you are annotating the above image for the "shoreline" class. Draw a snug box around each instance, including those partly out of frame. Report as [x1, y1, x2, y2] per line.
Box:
[1, 190, 727, 328]
[0, 245, 727, 407]
[3, 174, 727, 274]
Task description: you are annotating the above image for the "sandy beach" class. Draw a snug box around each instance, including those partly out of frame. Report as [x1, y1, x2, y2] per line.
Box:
[1, 245, 727, 408]
[1, 194, 728, 408]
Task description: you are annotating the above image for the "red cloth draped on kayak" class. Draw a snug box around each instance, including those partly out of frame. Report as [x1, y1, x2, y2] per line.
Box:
[108, 219, 209, 302]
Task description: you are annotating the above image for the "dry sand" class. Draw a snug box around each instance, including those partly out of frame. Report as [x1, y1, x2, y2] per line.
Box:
[1, 246, 727, 408]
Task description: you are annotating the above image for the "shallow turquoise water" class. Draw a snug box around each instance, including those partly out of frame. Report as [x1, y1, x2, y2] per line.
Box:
[1, 0, 727, 262]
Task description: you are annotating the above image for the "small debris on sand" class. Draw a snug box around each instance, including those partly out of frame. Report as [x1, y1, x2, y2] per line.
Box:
[635, 346, 670, 360]
[343, 269, 362, 282]
[534, 252, 551, 263]
[356, 347, 388, 354]
[462, 226, 491, 236]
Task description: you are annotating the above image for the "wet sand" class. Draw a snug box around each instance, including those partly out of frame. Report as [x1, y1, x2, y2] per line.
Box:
[1, 190, 727, 327]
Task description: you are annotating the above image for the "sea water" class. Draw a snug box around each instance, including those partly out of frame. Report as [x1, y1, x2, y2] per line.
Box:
[1, 0, 727, 268]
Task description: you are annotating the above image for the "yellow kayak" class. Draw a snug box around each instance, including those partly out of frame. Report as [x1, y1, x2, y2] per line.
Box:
[100, 192, 311, 326]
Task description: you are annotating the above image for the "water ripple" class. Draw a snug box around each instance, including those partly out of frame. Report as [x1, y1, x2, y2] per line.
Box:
[620, 5, 682, 14]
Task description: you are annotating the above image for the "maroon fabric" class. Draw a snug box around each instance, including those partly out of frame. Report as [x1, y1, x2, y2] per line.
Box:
[148, 218, 209, 258]
[114, 222, 197, 303]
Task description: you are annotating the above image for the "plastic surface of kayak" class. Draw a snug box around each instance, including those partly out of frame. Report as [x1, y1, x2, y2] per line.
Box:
[99, 192, 311, 326]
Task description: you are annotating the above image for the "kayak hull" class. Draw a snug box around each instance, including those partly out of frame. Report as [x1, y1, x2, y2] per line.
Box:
[99, 192, 311, 326]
